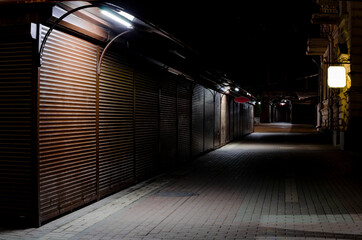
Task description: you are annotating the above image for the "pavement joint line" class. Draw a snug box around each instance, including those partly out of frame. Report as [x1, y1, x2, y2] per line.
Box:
[285, 178, 299, 203]
[36, 175, 172, 240]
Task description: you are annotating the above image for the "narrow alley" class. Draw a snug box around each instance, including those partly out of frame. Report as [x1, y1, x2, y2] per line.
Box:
[1, 124, 361, 240]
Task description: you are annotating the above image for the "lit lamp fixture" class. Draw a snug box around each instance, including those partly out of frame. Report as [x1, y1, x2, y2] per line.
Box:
[101, 9, 133, 29]
[328, 66, 346, 88]
[118, 10, 135, 21]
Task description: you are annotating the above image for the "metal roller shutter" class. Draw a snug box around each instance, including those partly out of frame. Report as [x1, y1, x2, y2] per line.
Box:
[241, 103, 246, 136]
[0, 38, 36, 224]
[225, 95, 230, 143]
[177, 79, 191, 162]
[229, 98, 234, 141]
[99, 50, 135, 197]
[248, 104, 254, 134]
[220, 94, 227, 145]
[204, 89, 214, 151]
[39, 26, 98, 222]
[234, 103, 240, 138]
[134, 67, 159, 181]
[159, 74, 177, 166]
[233, 102, 237, 139]
[214, 92, 221, 148]
[191, 84, 204, 156]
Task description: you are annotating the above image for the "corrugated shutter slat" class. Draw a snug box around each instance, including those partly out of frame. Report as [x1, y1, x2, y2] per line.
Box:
[0, 39, 35, 223]
[177, 79, 191, 162]
[99, 51, 134, 197]
[192, 84, 204, 156]
[134, 68, 159, 180]
[160, 75, 177, 166]
[39, 27, 98, 222]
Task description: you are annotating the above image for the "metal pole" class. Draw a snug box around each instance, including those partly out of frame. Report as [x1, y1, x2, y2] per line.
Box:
[97, 30, 133, 75]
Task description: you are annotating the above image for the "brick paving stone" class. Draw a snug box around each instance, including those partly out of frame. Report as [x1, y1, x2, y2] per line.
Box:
[1, 130, 362, 240]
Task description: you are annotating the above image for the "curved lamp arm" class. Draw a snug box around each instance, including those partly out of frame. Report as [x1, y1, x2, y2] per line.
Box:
[96, 29, 133, 75]
[38, 4, 100, 66]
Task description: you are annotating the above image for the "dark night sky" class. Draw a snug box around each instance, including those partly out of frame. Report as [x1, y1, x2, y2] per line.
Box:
[117, 0, 316, 94]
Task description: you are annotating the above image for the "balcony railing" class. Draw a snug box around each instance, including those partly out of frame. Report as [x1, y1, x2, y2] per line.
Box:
[306, 38, 329, 55]
[311, 1, 339, 24]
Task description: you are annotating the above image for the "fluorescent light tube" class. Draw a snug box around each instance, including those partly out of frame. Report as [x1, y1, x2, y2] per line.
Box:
[101, 10, 133, 29]
[118, 11, 135, 21]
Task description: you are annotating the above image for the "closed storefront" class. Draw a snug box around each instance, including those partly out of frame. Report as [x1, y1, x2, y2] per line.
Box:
[214, 92, 221, 148]
[191, 84, 204, 156]
[98, 50, 135, 197]
[204, 89, 214, 152]
[159, 74, 178, 167]
[0, 34, 37, 225]
[220, 94, 228, 145]
[134, 66, 159, 181]
[39, 26, 98, 222]
[177, 79, 191, 162]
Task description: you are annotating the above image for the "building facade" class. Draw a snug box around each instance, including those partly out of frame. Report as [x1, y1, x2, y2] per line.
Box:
[307, 0, 362, 149]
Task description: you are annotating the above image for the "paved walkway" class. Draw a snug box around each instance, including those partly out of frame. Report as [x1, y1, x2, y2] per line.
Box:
[1, 124, 362, 240]
[254, 123, 317, 133]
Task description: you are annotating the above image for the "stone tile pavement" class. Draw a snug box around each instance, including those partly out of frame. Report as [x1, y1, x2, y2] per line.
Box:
[1, 129, 362, 239]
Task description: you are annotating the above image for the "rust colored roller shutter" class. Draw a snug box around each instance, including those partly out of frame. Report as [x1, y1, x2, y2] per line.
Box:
[134, 66, 159, 181]
[98, 50, 134, 197]
[39, 26, 98, 222]
[0, 38, 37, 225]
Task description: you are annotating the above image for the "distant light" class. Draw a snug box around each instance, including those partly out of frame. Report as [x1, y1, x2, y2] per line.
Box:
[280, 102, 286, 106]
[246, 93, 251, 97]
[234, 96, 249, 103]
[118, 10, 135, 21]
[328, 66, 346, 88]
[235, 87, 239, 92]
[258, 101, 261, 105]
[101, 10, 133, 29]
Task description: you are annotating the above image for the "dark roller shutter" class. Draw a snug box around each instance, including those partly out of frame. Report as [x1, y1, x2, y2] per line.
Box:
[204, 89, 214, 151]
[0, 38, 36, 224]
[192, 84, 204, 156]
[229, 98, 234, 141]
[177, 79, 191, 162]
[225, 95, 230, 143]
[220, 94, 227, 145]
[99, 50, 134, 197]
[241, 103, 246, 136]
[159, 74, 177, 166]
[248, 104, 254, 134]
[214, 92, 221, 148]
[234, 103, 240, 139]
[134, 66, 159, 181]
[39, 26, 98, 222]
